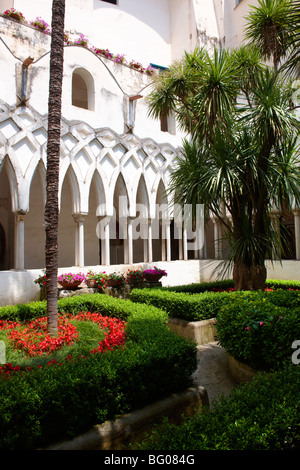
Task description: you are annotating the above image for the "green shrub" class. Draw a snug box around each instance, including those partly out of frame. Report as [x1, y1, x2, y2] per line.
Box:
[130, 288, 232, 321]
[216, 293, 300, 370]
[159, 278, 300, 294]
[133, 364, 300, 450]
[161, 279, 235, 293]
[0, 296, 197, 450]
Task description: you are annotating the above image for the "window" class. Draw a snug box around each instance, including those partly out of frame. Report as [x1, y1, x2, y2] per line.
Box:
[72, 68, 95, 111]
[160, 112, 176, 135]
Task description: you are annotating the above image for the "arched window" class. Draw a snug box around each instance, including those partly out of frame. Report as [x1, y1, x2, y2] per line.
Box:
[72, 68, 95, 111]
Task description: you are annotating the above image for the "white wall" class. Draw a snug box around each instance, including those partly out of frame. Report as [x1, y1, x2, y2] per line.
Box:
[223, 0, 260, 50]
[0, 259, 300, 307]
[12, 0, 172, 68]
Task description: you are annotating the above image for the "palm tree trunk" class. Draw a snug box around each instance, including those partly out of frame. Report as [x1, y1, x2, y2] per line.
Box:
[45, 0, 65, 336]
[233, 260, 267, 291]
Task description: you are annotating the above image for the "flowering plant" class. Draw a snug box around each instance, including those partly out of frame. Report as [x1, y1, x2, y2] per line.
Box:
[129, 60, 145, 72]
[0, 312, 126, 371]
[74, 34, 89, 47]
[85, 271, 109, 288]
[30, 17, 50, 33]
[108, 272, 126, 282]
[113, 53, 127, 64]
[145, 65, 155, 76]
[58, 272, 85, 285]
[63, 31, 71, 44]
[3, 8, 26, 22]
[126, 269, 144, 281]
[93, 47, 113, 59]
[143, 266, 167, 277]
[34, 270, 47, 287]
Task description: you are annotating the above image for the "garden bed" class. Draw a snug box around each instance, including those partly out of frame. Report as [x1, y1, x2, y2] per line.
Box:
[0, 294, 197, 450]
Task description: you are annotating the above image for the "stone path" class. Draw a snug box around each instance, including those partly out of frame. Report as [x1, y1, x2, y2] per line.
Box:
[192, 341, 237, 408]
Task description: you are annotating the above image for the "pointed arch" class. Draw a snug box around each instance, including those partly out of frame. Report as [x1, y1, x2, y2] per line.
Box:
[59, 164, 80, 214]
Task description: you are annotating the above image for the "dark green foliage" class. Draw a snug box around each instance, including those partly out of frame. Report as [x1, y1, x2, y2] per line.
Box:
[130, 288, 232, 321]
[133, 364, 300, 450]
[160, 278, 300, 294]
[216, 292, 300, 370]
[0, 296, 197, 450]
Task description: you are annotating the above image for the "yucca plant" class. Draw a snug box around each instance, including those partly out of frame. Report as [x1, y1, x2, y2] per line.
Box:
[147, 32, 299, 290]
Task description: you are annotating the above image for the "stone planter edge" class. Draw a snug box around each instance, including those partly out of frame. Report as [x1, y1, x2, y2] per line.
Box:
[167, 317, 217, 345]
[227, 355, 259, 385]
[41, 385, 209, 450]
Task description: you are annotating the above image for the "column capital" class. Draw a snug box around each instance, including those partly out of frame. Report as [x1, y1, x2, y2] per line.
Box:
[13, 210, 27, 221]
[73, 213, 87, 223]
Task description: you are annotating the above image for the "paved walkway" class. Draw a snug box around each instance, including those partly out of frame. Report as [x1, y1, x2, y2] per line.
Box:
[192, 342, 237, 408]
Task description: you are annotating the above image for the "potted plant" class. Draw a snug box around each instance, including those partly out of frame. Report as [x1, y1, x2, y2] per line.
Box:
[92, 47, 113, 59]
[106, 272, 126, 287]
[3, 8, 26, 22]
[126, 269, 144, 284]
[58, 272, 85, 289]
[64, 31, 71, 45]
[74, 34, 89, 47]
[143, 266, 167, 283]
[30, 17, 50, 33]
[34, 270, 47, 287]
[113, 53, 127, 64]
[145, 65, 155, 76]
[129, 60, 145, 72]
[85, 270, 97, 288]
[94, 273, 109, 289]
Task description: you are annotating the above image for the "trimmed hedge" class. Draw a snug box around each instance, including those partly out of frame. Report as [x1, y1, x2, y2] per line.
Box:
[159, 278, 300, 294]
[216, 294, 300, 370]
[130, 286, 300, 323]
[130, 288, 232, 321]
[133, 364, 300, 450]
[0, 295, 197, 450]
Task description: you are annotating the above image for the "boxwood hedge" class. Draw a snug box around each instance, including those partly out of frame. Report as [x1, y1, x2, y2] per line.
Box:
[160, 278, 300, 294]
[0, 294, 197, 450]
[130, 285, 300, 323]
[133, 364, 300, 450]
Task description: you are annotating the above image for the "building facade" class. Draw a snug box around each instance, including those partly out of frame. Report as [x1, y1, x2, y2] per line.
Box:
[0, 0, 299, 305]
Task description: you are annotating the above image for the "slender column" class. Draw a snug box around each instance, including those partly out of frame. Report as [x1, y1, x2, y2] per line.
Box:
[104, 218, 110, 265]
[97, 216, 111, 265]
[148, 219, 153, 263]
[293, 210, 300, 260]
[128, 217, 133, 265]
[14, 212, 25, 270]
[183, 225, 188, 260]
[166, 219, 171, 262]
[161, 220, 166, 262]
[73, 214, 86, 267]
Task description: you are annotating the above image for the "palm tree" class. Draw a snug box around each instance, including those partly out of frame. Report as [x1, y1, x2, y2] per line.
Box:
[148, 47, 300, 290]
[244, 0, 296, 74]
[45, 0, 65, 336]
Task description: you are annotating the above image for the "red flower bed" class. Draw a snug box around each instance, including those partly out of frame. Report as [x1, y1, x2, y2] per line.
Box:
[0, 312, 126, 379]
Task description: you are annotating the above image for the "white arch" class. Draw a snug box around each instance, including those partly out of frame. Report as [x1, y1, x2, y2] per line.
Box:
[0, 155, 19, 213]
[59, 164, 81, 214]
